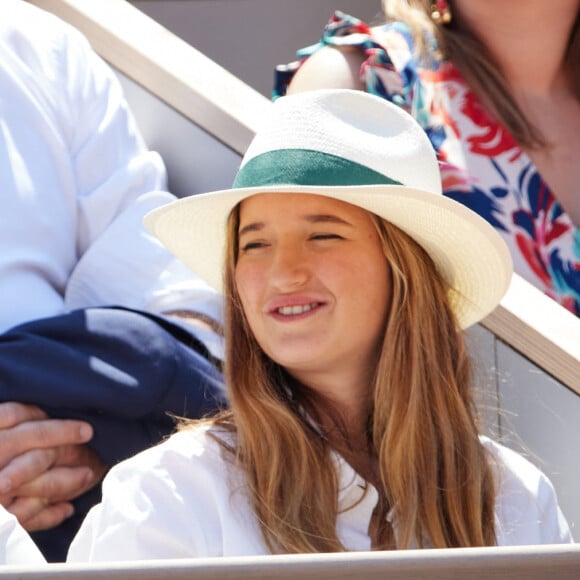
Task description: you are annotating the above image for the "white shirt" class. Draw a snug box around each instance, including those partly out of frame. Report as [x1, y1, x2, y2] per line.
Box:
[0, 0, 222, 354]
[67, 427, 573, 562]
[0, 506, 45, 564]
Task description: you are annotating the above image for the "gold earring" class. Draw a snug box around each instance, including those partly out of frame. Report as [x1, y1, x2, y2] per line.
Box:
[430, 0, 452, 25]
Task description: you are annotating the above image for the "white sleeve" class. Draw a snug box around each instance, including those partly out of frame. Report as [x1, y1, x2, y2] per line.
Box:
[41, 24, 211, 315]
[534, 473, 575, 544]
[57, 25, 167, 257]
[59, 29, 223, 320]
[67, 462, 197, 561]
[65, 190, 224, 318]
[485, 438, 574, 545]
[0, 508, 46, 565]
[67, 431, 224, 562]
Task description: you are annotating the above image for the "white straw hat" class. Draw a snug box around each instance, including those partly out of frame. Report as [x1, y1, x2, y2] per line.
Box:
[145, 89, 512, 329]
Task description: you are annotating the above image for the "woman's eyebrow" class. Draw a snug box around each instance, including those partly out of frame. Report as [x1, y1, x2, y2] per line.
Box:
[238, 214, 352, 237]
[305, 214, 352, 226]
[238, 222, 264, 238]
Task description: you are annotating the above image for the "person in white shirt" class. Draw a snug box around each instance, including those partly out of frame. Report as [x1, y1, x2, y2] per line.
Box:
[68, 89, 572, 562]
[0, 0, 224, 562]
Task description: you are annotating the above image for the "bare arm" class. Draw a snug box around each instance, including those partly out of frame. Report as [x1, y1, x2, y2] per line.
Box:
[287, 45, 366, 94]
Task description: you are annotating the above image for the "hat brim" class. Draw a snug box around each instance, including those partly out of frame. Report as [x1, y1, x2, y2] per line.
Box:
[144, 184, 512, 329]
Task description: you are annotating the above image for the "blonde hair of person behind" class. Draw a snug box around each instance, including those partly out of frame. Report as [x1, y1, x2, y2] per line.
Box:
[191, 203, 497, 553]
[382, 0, 580, 149]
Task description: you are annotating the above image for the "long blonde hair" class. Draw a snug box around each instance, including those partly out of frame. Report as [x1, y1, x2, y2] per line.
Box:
[382, 0, 580, 148]
[199, 202, 496, 552]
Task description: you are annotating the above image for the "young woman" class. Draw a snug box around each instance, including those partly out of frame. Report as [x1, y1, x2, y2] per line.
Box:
[67, 89, 572, 561]
[275, 0, 580, 318]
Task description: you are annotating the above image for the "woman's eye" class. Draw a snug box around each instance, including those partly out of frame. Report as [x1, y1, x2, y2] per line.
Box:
[310, 233, 343, 241]
[240, 241, 268, 252]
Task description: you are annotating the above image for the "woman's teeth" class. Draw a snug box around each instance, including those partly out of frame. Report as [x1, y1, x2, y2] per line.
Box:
[277, 303, 316, 316]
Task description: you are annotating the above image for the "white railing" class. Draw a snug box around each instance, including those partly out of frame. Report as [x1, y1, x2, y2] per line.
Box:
[3, 544, 580, 579]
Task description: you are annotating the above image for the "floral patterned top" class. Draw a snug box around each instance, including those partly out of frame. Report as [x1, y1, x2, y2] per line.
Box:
[274, 11, 580, 317]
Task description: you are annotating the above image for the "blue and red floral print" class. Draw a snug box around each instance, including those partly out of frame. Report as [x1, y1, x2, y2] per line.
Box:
[274, 11, 580, 317]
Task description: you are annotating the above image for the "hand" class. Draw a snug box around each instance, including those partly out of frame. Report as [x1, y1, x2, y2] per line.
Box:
[0, 402, 93, 468]
[3, 444, 108, 532]
[0, 402, 105, 531]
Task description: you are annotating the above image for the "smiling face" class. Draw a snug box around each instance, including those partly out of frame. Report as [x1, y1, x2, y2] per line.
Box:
[234, 192, 391, 392]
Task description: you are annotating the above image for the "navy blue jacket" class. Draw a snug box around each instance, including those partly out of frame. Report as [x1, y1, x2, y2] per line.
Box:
[0, 306, 225, 561]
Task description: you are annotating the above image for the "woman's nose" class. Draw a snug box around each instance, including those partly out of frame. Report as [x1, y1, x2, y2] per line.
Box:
[269, 240, 310, 289]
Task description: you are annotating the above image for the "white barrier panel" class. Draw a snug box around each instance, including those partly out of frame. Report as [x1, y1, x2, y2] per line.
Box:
[3, 545, 580, 580]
